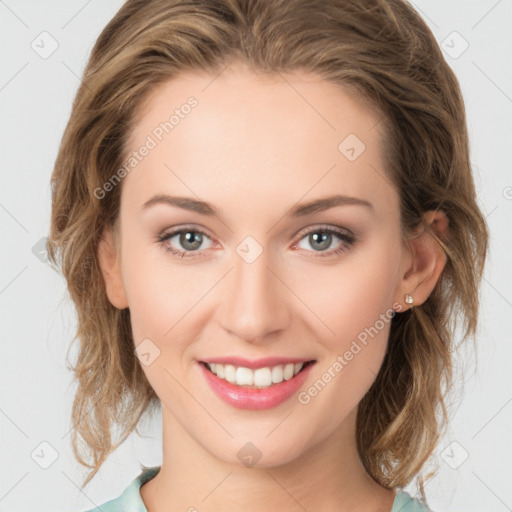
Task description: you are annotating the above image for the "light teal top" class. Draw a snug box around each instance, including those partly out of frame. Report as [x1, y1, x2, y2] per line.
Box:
[84, 466, 433, 511]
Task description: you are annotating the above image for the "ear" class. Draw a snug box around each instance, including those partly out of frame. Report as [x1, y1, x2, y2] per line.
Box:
[97, 224, 129, 309]
[393, 210, 449, 311]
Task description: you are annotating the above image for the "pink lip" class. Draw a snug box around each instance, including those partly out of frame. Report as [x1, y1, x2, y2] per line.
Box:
[198, 360, 315, 410]
[201, 356, 313, 370]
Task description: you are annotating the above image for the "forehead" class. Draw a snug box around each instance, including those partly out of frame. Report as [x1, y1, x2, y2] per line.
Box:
[128, 62, 383, 151]
[122, 62, 396, 217]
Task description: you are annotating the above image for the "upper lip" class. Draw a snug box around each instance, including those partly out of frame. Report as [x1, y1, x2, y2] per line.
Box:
[200, 356, 315, 370]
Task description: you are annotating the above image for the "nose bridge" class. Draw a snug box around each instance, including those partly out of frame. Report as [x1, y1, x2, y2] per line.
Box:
[219, 242, 289, 343]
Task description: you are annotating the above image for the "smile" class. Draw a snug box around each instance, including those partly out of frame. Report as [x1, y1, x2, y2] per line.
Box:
[198, 359, 316, 410]
[203, 361, 313, 388]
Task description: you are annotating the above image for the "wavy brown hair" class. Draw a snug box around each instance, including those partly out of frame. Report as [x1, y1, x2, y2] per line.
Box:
[47, 0, 488, 501]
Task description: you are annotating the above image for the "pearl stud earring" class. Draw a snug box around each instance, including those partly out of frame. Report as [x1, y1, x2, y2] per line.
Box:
[404, 294, 414, 305]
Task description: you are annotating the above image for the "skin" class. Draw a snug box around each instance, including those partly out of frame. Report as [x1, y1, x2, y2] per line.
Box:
[98, 61, 448, 512]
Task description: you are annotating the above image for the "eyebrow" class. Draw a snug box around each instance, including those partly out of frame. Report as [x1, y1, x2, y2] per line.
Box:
[142, 193, 374, 217]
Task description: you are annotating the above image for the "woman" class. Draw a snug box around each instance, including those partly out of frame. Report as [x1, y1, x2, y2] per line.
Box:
[47, 0, 488, 511]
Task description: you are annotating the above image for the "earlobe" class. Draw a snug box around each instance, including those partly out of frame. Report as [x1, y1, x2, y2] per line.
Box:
[394, 210, 448, 311]
[97, 226, 129, 309]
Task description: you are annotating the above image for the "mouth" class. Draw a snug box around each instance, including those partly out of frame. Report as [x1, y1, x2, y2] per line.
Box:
[199, 359, 316, 389]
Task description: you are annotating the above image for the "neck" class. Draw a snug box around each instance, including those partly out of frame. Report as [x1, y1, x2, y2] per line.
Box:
[140, 406, 396, 512]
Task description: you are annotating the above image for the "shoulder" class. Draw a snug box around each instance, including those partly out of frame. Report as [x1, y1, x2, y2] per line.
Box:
[391, 490, 434, 512]
[82, 466, 161, 512]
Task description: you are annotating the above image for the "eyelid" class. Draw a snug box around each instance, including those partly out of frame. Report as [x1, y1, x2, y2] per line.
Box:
[158, 223, 354, 244]
[292, 223, 355, 241]
[290, 224, 356, 257]
[158, 223, 357, 258]
[158, 224, 214, 241]
[156, 224, 215, 258]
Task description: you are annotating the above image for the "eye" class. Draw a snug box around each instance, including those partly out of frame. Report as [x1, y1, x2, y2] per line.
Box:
[157, 224, 356, 260]
[157, 226, 213, 258]
[294, 225, 356, 257]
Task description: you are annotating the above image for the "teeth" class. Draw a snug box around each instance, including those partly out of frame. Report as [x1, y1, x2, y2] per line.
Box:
[254, 367, 272, 387]
[225, 364, 236, 383]
[283, 363, 294, 380]
[236, 367, 253, 386]
[271, 365, 283, 384]
[206, 362, 305, 388]
[216, 363, 225, 379]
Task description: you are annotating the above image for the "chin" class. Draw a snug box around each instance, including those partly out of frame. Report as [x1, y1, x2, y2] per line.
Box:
[203, 432, 313, 470]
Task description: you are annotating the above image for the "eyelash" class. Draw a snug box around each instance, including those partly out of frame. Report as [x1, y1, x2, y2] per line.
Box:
[157, 224, 356, 260]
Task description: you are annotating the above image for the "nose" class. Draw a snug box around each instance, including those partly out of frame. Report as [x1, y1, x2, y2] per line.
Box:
[218, 245, 290, 344]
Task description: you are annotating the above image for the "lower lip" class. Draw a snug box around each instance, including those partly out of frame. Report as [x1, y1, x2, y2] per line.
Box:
[198, 362, 315, 410]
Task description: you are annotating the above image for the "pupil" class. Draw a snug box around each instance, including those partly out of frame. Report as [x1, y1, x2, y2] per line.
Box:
[181, 231, 202, 250]
[311, 232, 330, 251]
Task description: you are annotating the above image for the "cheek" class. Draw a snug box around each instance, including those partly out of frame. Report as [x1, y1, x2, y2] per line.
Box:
[121, 250, 192, 397]
[290, 237, 399, 416]
[293, 235, 400, 349]
[120, 235, 216, 393]
[296, 266, 396, 427]
[120, 233, 198, 340]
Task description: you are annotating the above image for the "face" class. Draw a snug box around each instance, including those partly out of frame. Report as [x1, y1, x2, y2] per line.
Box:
[102, 61, 411, 468]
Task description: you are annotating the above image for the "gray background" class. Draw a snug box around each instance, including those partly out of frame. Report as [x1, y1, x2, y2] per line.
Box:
[1, 1, 511, 511]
